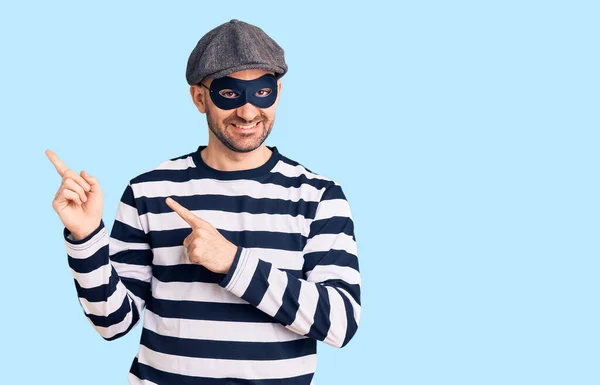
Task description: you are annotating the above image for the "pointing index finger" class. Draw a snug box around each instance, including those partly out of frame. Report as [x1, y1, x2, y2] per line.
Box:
[166, 197, 203, 228]
[45, 149, 68, 177]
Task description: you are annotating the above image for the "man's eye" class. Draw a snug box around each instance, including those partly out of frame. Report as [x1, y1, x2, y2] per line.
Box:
[256, 89, 272, 97]
[219, 90, 239, 98]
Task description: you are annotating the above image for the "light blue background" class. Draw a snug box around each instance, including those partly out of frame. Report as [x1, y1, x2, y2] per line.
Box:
[1, 1, 598, 384]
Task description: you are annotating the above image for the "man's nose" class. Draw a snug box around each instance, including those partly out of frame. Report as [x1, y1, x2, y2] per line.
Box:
[235, 102, 261, 123]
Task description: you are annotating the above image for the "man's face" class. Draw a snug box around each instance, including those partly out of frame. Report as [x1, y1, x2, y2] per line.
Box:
[191, 68, 282, 153]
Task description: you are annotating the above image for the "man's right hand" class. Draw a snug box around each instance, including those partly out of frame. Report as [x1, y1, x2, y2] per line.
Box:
[46, 149, 104, 241]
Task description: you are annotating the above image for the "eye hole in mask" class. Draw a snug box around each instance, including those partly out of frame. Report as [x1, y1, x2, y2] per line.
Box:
[201, 73, 278, 110]
[218, 88, 272, 99]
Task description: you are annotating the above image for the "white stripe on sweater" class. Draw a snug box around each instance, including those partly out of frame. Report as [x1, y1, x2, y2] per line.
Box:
[137, 344, 316, 380]
[143, 310, 306, 343]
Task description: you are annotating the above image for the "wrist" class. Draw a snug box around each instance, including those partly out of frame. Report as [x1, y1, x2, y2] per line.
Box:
[67, 220, 103, 243]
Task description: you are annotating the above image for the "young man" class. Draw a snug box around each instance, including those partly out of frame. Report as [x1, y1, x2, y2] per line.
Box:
[47, 19, 361, 385]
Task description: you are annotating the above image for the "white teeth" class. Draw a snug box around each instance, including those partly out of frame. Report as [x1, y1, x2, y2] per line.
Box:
[233, 122, 259, 129]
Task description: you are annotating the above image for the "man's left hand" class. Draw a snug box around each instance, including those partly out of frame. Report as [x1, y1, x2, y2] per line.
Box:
[165, 197, 238, 274]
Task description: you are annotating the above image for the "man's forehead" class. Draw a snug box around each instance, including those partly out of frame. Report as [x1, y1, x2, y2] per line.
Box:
[206, 69, 276, 85]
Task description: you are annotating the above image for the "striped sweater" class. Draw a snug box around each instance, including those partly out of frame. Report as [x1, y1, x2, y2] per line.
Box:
[63, 145, 361, 384]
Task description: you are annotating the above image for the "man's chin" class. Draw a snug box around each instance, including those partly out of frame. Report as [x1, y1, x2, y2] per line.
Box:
[208, 122, 271, 153]
[221, 138, 264, 153]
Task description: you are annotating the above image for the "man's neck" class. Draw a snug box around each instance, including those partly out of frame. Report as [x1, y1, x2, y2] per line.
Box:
[201, 143, 272, 172]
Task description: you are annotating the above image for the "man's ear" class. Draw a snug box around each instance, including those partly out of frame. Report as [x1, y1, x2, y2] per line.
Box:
[190, 85, 207, 114]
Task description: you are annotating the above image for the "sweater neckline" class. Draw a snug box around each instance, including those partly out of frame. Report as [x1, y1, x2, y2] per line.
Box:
[191, 145, 280, 180]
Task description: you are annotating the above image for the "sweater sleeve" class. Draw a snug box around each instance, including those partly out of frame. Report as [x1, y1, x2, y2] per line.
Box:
[63, 183, 153, 341]
[218, 182, 361, 348]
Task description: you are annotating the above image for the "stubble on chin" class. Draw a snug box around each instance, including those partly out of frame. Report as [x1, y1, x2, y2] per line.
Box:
[205, 109, 274, 153]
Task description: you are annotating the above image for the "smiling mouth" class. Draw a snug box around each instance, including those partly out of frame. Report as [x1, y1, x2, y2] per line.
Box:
[230, 121, 261, 129]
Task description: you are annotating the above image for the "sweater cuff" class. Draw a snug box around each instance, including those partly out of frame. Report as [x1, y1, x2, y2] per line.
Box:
[63, 220, 107, 256]
[218, 247, 259, 297]
[218, 246, 244, 288]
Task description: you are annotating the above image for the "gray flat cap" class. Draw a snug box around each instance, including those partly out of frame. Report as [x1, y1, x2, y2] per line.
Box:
[186, 19, 288, 85]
